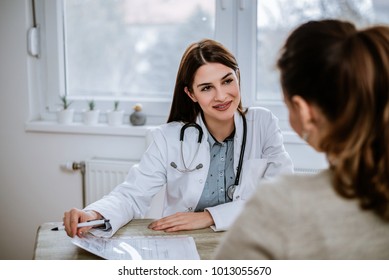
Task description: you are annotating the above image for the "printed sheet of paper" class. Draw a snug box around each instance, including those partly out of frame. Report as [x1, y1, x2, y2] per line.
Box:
[72, 234, 200, 260]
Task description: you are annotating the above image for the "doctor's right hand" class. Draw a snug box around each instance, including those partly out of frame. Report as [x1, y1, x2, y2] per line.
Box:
[63, 208, 102, 238]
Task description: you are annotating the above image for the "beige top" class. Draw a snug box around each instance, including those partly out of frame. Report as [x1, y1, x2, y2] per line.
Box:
[214, 170, 389, 259]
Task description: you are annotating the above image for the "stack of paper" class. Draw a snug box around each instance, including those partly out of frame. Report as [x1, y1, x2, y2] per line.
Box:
[72, 234, 200, 260]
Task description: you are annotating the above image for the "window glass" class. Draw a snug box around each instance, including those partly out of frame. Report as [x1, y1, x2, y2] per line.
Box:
[64, 0, 215, 100]
[256, 0, 389, 101]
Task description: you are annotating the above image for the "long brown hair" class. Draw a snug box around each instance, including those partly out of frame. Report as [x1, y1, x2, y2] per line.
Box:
[277, 20, 389, 220]
[167, 39, 244, 123]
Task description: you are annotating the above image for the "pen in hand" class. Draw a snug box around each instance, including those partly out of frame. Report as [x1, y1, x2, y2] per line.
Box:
[51, 219, 109, 231]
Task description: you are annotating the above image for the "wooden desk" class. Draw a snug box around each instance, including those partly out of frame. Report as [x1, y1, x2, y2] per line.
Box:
[33, 219, 224, 260]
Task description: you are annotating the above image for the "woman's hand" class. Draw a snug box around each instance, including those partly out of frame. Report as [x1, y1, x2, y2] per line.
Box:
[63, 208, 102, 238]
[148, 211, 214, 232]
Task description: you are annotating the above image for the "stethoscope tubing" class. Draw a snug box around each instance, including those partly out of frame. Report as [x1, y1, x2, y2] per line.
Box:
[233, 112, 247, 187]
[171, 113, 247, 199]
[180, 123, 203, 142]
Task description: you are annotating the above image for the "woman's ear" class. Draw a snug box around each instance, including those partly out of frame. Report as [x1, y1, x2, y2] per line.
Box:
[184, 87, 198, 102]
[291, 95, 315, 132]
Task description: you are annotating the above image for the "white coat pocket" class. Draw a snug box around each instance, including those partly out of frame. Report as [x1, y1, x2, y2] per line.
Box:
[239, 158, 269, 200]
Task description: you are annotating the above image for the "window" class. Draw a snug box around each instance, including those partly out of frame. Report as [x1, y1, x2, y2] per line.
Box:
[64, 0, 215, 100]
[254, 0, 389, 130]
[34, 0, 220, 124]
[32, 0, 389, 129]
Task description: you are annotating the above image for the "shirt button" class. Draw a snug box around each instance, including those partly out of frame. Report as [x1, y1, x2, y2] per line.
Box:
[199, 179, 203, 184]
[187, 207, 193, 212]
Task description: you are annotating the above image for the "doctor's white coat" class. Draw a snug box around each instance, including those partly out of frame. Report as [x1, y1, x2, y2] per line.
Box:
[85, 107, 293, 237]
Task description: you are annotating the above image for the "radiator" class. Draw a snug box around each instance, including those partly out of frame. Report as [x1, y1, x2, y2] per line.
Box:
[85, 157, 137, 205]
[84, 157, 164, 218]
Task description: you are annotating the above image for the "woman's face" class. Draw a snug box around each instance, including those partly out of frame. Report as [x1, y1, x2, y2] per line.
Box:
[186, 63, 240, 126]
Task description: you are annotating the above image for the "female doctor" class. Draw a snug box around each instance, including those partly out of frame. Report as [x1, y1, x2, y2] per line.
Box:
[63, 39, 293, 238]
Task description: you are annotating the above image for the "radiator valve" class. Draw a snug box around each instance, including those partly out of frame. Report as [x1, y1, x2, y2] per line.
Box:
[61, 161, 85, 173]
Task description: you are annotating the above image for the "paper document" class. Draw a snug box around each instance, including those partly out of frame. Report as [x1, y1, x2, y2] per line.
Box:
[72, 234, 200, 260]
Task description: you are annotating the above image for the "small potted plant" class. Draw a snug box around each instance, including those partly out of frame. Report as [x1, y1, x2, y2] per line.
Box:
[57, 95, 74, 124]
[130, 103, 146, 126]
[107, 100, 124, 126]
[83, 100, 100, 125]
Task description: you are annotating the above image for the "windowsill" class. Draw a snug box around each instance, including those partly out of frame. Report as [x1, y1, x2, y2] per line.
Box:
[25, 120, 305, 144]
[25, 120, 154, 137]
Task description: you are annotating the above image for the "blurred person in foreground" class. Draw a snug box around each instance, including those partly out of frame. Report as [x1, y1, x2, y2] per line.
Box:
[215, 19, 389, 259]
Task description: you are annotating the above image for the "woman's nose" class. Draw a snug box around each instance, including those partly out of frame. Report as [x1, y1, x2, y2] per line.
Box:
[214, 87, 226, 101]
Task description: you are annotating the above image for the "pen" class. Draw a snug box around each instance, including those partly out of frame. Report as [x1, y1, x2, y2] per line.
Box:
[51, 219, 109, 231]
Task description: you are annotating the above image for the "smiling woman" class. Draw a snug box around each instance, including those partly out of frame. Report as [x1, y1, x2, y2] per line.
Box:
[61, 38, 293, 239]
[184, 63, 239, 142]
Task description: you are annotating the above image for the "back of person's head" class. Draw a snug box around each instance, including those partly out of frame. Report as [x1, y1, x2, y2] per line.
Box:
[167, 39, 242, 123]
[277, 19, 389, 220]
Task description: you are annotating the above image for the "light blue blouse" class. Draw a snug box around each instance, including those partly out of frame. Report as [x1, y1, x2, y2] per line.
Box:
[195, 132, 235, 212]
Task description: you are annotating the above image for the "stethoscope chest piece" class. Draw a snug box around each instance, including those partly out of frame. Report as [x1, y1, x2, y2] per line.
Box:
[227, 184, 236, 200]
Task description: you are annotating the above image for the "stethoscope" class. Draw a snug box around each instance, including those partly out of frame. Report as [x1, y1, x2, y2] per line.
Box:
[170, 113, 247, 200]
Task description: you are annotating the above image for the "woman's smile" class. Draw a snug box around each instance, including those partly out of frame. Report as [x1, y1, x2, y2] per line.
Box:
[213, 101, 232, 111]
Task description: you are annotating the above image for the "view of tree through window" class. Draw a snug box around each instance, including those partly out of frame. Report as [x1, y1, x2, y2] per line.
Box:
[256, 0, 389, 101]
[64, 0, 215, 99]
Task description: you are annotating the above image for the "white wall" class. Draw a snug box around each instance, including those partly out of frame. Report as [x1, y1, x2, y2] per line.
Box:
[0, 0, 148, 259]
[0, 0, 327, 260]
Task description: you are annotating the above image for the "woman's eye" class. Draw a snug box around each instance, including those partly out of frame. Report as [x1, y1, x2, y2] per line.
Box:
[223, 78, 233, 85]
[201, 86, 212, 92]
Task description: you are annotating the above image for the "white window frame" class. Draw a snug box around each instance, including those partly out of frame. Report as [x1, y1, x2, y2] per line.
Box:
[30, 0, 290, 130]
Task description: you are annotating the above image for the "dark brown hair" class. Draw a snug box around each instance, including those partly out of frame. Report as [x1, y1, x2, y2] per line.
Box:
[277, 20, 389, 220]
[167, 39, 243, 123]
